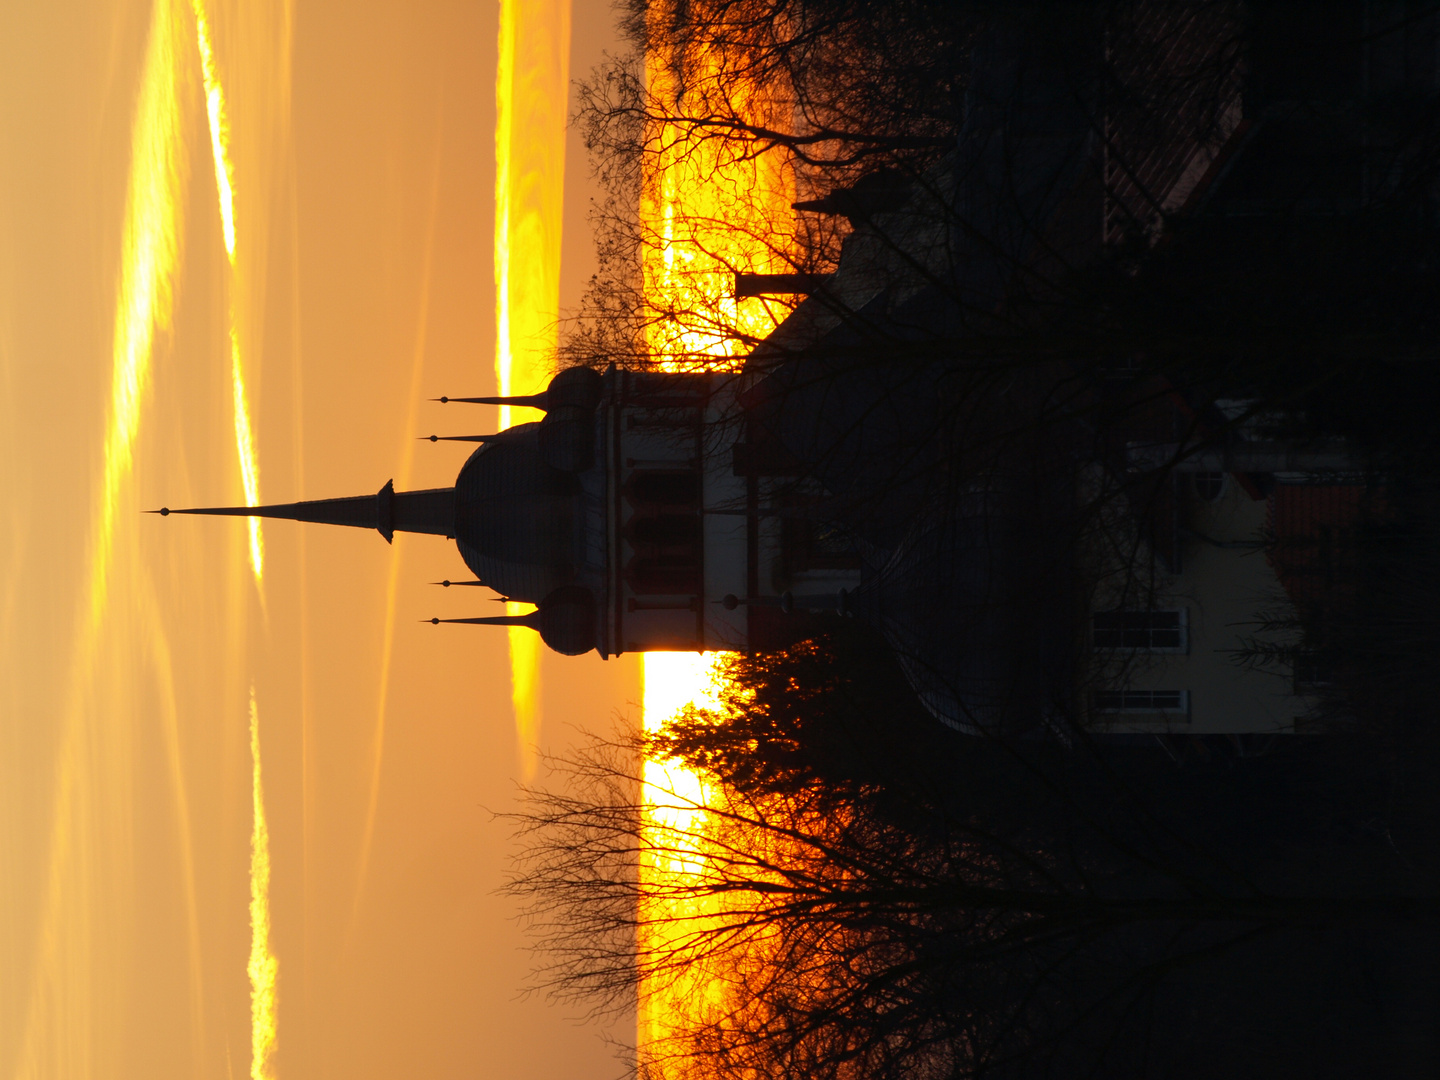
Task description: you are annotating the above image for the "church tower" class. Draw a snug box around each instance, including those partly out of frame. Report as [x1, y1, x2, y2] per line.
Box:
[157, 366, 862, 658]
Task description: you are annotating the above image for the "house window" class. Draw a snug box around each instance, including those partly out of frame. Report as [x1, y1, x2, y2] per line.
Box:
[782, 517, 861, 574]
[1193, 471, 1226, 501]
[1094, 690, 1190, 714]
[1092, 609, 1188, 651]
[625, 469, 699, 508]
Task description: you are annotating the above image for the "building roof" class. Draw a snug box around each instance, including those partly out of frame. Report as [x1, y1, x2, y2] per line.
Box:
[451, 422, 602, 605]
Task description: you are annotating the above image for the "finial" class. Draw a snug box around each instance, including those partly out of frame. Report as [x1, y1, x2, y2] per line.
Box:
[427, 611, 541, 629]
[146, 480, 453, 544]
[430, 392, 549, 409]
[420, 434, 500, 443]
[431, 579, 487, 587]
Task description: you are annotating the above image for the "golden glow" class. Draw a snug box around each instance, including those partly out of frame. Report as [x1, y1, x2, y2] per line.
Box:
[194, 0, 264, 581]
[91, 0, 188, 635]
[192, 0, 235, 258]
[494, 0, 572, 776]
[14, 4, 187, 1071]
[635, 8, 801, 1062]
[640, 48, 796, 366]
[231, 326, 264, 577]
[248, 688, 279, 1080]
[639, 655, 728, 1049]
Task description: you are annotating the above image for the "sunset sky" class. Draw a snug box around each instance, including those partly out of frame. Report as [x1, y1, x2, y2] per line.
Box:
[0, 2, 639, 1077]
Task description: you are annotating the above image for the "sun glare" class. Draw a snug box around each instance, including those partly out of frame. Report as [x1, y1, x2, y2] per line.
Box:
[494, 0, 571, 777]
[641, 47, 796, 367]
[636, 10, 800, 1060]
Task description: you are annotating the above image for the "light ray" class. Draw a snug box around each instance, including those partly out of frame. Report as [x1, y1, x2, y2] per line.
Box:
[248, 688, 279, 1080]
[193, 0, 264, 581]
[494, 0, 572, 778]
[349, 113, 445, 936]
[144, 582, 209, 1071]
[192, 0, 234, 258]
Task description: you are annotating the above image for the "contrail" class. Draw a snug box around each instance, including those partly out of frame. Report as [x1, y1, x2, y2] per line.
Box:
[348, 108, 445, 940]
[248, 688, 279, 1080]
[193, 0, 264, 582]
[494, 0, 571, 778]
[192, 9, 276, 1075]
[146, 585, 210, 1071]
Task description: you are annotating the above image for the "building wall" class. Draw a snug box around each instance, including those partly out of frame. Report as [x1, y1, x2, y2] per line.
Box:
[1094, 473, 1312, 734]
[606, 370, 751, 653]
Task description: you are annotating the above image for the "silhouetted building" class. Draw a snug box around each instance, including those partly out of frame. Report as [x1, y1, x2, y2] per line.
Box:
[162, 2, 1435, 738]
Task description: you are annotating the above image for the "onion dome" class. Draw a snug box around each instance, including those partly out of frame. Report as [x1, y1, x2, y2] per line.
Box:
[158, 364, 610, 654]
[451, 423, 587, 605]
[431, 583, 597, 656]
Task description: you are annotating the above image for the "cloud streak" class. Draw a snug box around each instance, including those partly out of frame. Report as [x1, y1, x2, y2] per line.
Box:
[15, 1, 188, 1073]
[193, 0, 264, 582]
[248, 688, 279, 1080]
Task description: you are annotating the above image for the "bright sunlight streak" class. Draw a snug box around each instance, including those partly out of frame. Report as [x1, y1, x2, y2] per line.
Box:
[494, 0, 571, 778]
[194, 7, 275, 1074]
[193, 0, 264, 581]
[248, 688, 279, 1080]
[635, 5, 800, 1056]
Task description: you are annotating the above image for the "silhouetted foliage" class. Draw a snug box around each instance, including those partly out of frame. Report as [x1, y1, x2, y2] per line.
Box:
[653, 622, 939, 795]
[510, 710, 1440, 1079]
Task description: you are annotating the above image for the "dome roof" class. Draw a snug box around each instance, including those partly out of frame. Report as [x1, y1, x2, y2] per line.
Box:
[453, 424, 585, 603]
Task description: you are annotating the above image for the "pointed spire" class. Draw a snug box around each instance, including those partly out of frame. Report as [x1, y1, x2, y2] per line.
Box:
[420, 434, 500, 443]
[154, 481, 455, 544]
[428, 611, 540, 629]
[432, 393, 548, 408]
[432, 579, 488, 587]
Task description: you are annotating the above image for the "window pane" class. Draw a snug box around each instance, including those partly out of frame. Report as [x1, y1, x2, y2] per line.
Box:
[1094, 690, 1186, 712]
[1093, 610, 1184, 650]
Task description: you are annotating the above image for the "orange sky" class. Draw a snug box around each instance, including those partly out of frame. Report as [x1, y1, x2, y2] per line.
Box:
[0, 2, 637, 1078]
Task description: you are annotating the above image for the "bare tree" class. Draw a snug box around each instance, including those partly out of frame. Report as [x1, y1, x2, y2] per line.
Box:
[508, 702, 1440, 1079]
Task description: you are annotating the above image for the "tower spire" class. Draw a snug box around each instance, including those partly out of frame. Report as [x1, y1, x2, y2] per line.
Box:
[433, 393, 548, 408]
[153, 480, 455, 544]
[428, 612, 539, 629]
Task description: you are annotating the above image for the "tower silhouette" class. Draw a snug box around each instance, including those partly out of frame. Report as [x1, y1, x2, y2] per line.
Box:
[157, 365, 851, 657]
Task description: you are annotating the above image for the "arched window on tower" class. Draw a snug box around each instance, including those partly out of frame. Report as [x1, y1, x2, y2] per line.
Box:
[624, 468, 702, 596]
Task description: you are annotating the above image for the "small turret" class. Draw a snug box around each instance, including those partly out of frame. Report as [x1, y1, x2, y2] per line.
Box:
[435, 365, 602, 412]
[430, 584, 596, 655]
